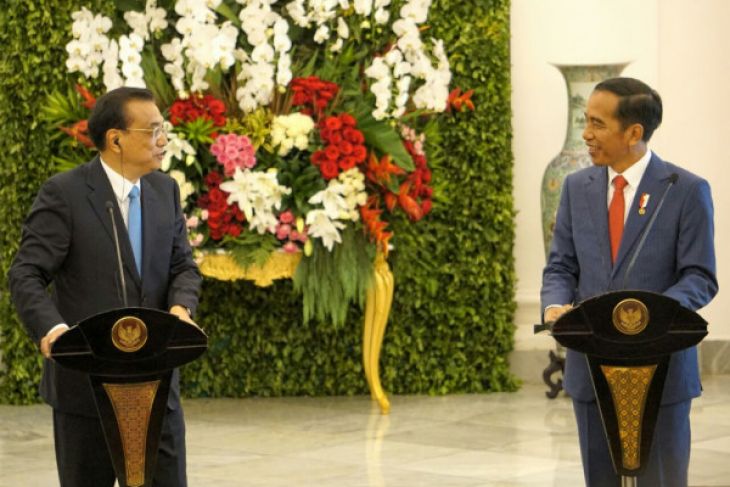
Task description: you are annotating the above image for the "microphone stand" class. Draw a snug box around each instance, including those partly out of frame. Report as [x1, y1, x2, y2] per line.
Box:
[106, 201, 128, 307]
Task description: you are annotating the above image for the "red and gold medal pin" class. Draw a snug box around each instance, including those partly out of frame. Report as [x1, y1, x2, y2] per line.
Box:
[638, 193, 650, 215]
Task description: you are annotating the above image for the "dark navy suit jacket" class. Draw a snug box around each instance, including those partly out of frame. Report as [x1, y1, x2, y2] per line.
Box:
[9, 157, 201, 416]
[541, 153, 717, 404]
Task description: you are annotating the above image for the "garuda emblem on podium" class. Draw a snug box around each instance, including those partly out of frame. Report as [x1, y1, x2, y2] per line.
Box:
[111, 317, 148, 353]
[612, 299, 650, 336]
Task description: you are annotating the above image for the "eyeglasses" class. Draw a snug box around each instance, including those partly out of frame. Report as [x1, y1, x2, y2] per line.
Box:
[125, 125, 168, 140]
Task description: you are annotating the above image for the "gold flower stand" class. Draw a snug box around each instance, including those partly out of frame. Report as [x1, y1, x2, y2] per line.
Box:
[199, 251, 393, 414]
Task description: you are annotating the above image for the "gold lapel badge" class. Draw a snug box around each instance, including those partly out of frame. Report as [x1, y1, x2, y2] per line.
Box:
[638, 193, 650, 215]
[612, 299, 650, 335]
[111, 316, 148, 353]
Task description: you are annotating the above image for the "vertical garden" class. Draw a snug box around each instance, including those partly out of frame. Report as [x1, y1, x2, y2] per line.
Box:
[0, 0, 516, 403]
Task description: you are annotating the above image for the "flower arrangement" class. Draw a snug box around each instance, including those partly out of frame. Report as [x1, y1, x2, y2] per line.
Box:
[43, 0, 474, 325]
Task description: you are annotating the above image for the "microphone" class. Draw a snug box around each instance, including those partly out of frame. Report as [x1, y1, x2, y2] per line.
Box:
[106, 201, 129, 307]
[621, 173, 679, 288]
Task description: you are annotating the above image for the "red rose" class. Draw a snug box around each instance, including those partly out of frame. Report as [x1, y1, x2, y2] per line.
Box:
[352, 145, 367, 162]
[339, 157, 357, 171]
[344, 128, 364, 144]
[227, 224, 242, 237]
[319, 128, 332, 142]
[205, 172, 223, 188]
[339, 113, 356, 126]
[324, 117, 342, 131]
[311, 150, 327, 166]
[329, 133, 343, 145]
[339, 141, 353, 155]
[325, 145, 340, 161]
[320, 160, 339, 180]
[208, 99, 225, 115]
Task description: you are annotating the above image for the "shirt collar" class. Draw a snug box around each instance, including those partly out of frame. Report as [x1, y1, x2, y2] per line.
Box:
[608, 149, 652, 188]
[100, 156, 140, 202]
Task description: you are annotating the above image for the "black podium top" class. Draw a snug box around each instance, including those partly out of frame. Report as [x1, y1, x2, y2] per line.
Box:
[51, 307, 207, 377]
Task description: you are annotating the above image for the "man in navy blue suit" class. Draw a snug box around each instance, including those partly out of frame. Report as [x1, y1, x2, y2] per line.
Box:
[9, 87, 201, 487]
[541, 77, 717, 486]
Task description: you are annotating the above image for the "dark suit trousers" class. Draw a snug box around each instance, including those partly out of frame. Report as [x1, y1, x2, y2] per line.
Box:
[573, 399, 691, 487]
[53, 406, 187, 487]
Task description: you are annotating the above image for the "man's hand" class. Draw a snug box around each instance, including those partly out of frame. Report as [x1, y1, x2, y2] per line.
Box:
[169, 305, 198, 327]
[544, 304, 573, 323]
[40, 326, 69, 359]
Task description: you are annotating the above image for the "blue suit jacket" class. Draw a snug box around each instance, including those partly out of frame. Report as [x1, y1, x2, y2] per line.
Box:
[541, 153, 718, 404]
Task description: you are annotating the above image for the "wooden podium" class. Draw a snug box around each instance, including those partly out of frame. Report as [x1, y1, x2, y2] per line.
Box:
[51, 307, 207, 487]
[536, 290, 707, 485]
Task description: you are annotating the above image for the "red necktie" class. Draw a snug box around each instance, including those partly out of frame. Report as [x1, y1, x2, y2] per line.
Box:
[609, 175, 628, 263]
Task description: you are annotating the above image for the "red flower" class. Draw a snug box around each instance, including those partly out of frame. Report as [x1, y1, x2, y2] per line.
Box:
[421, 199, 432, 215]
[59, 119, 94, 148]
[290, 76, 340, 119]
[324, 116, 342, 131]
[339, 113, 356, 126]
[344, 128, 364, 144]
[324, 145, 340, 161]
[320, 160, 339, 180]
[352, 145, 367, 162]
[169, 94, 227, 126]
[339, 157, 357, 171]
[75, 84, 96, 110]
[339, 141, 353, 155]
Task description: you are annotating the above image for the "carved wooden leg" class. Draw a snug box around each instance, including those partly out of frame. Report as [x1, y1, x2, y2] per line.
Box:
[543, 349, 565, 399]
[362, 254, 393, 414]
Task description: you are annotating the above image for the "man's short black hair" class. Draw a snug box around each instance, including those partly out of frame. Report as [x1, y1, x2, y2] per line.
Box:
[594, 77, 663, 142]
[87, 87, 156, 150]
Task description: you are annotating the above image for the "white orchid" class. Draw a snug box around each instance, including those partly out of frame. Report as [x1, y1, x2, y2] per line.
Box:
[162, 126, 197, 171]
[220, 169, 292, 234]
[305, 210, 345, 251]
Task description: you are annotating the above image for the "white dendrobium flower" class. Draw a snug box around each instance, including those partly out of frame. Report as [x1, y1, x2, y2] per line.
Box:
[354, 0, 373, 16]
[337, 17, 349, 39]
[309, 184, 347, 220]
[220, 169, 292, 234]
[124, 11, 149, 40]
[169, 170, 196, 207]
[161, 127, 196, 171]
[305, 210, 344, 251]
[400, 0, 431, 24]
[374, 7, 390, 24]
[314, 24, 330, 44]
[309, 169, 367, 222]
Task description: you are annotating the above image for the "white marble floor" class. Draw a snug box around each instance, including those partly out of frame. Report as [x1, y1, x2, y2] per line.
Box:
[1, 376, 729, 486]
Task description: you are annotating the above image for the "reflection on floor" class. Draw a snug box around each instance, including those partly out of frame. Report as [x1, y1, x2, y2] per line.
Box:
[1, 376, 729, 486]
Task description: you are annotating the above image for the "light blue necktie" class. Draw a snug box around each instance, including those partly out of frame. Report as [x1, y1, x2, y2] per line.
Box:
[128, 185, 142, 276]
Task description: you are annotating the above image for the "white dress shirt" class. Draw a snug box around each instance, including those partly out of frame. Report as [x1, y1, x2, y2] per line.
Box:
[100, 157, 141, 228]
[607, 149, 652, 222]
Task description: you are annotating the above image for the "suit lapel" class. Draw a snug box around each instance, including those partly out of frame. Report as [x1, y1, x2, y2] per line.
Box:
[583, 167, 613, 276]
[140, 176, 161, 288]
[611, 155, 672, 277]
[86, 158, 142, 289]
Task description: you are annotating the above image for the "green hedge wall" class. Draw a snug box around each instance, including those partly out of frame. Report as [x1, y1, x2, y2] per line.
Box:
[0, 0, 517, 403]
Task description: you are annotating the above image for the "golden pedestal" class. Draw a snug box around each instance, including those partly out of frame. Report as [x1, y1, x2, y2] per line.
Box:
[200, 250, 393, 414]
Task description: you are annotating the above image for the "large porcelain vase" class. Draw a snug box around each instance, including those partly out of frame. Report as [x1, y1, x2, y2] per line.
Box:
[541, 63, 627, 257]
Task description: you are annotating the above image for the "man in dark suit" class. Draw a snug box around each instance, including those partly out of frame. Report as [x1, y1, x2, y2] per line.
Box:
[9, 86, 201, 487]
[541, 78, 717, 486]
